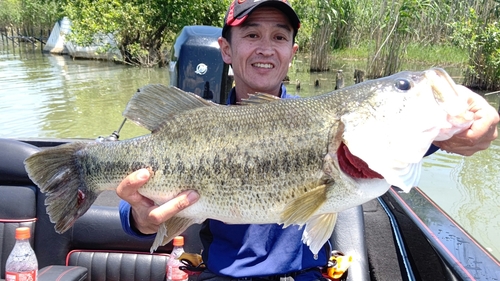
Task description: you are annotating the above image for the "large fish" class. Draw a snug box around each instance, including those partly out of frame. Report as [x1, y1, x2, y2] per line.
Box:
[25, 68, 473, 254]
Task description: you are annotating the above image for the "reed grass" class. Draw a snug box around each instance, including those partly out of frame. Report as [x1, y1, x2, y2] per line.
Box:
[331, 41, 467, 66]
[404, 44, 468, 66]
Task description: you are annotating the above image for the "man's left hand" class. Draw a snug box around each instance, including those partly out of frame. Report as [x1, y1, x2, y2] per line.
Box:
[434, 85, 499, 156]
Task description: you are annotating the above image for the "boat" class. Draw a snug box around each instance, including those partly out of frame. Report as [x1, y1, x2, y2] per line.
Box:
[1, 25, 499, 281]
[44, 17, 123, 61]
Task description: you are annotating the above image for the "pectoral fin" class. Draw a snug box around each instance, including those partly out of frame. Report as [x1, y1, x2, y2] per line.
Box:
[302, 213, 338, 254]
[150, 216, 196, 253]
[239, 93, 281, 105]
[280, 184, 327, 227]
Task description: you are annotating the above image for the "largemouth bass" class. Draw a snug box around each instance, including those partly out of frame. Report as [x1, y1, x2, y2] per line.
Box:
[25, 68, 474, 254]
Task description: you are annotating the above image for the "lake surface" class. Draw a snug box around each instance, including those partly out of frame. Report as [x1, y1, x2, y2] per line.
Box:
[1, 42, 499, 261]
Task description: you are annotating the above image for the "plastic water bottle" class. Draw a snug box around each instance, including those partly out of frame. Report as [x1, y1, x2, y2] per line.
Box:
[166, 236, 188, 281]
[5, 227, 38, 281]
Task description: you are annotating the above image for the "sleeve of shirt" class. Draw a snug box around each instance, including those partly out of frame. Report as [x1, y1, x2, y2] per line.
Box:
[119, 200, 156, 239]
[280, 84, 300, 99]
[424, 144, 440, 156]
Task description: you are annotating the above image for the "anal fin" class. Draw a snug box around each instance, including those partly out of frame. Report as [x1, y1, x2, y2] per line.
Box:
[302, 213, 338, 254]
[150, 216, 195, 253]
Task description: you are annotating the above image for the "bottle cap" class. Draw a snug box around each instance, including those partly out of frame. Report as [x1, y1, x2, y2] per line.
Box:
[173, 236, 184, 246]
[15, 227, 31, 240]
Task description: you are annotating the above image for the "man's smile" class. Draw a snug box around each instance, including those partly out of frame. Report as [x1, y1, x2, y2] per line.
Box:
[252, 63, 274, 69]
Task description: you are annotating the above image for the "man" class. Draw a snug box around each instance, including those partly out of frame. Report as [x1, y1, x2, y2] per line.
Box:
[118, 0, 500, 280]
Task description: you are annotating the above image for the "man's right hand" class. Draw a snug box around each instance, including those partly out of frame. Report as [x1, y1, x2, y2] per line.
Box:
[116, 168, 200, 235]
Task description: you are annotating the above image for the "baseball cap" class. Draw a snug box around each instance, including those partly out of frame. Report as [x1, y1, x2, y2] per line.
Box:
[222, 0, 301, 38]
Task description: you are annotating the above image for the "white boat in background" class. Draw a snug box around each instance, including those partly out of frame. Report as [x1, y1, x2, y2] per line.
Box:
[65, 32, 122, 61]
[43, 17, 122, 61]
[43, 17, 71, 54]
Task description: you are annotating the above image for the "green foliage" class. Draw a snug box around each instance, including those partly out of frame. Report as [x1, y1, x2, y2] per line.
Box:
[293, 0, 355, 49]
[405, 43, 468, 65]
[0, 0, 23, 26]
[0, 0, 61, 32]
[292, 0, 354, 71]
[331, 40, 467, 67]
[450, 7, 500, 90]
[0, 0, 498, 89]
[62, 0, 228, 66]
[290, 0, 315, 52]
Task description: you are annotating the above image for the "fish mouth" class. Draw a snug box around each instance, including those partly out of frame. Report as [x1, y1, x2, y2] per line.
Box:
[426, 68, 467, 117]
[425, 68, 474, 141]
[337, 142, 383, 179]
[427, 68, 457, 100]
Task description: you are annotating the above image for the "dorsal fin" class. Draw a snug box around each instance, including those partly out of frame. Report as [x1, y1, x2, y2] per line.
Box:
[238, 93, 281, 106]
[123, 84, 218, 132]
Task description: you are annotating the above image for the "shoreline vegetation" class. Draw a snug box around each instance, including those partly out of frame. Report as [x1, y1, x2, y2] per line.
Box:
[0, 0, 499, 90]
[330, 42, 468, 66]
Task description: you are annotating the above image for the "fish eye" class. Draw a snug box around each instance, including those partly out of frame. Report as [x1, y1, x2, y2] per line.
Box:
[394, 79, 412, 91]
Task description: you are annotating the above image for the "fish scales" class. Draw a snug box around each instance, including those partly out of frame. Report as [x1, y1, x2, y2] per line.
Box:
[24, 68, 474, 254]
[79, 94, 340, 221]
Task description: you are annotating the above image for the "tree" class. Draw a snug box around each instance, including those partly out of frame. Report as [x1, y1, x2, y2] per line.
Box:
[450, 5, 500, 90]
[63, 0, 229, 67]
[0, 0, 60, 37]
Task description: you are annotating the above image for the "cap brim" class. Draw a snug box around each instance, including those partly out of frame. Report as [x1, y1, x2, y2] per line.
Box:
[223, 1, 300, 38]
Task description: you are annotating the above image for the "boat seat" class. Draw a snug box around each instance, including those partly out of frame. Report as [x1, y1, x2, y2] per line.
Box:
[67, 204, 202, 281]
[0, 139, 39, 280]
[0, 138, 40, 185]
[0, 138, 87, 281]
[0, 138, 203, 281]
[0, 184, 38, 279]
[66, 250, 169, 281]
[330, 205, 370, 281]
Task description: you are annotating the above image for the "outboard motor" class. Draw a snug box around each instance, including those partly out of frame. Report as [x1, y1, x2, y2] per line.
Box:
[169, 25, 233, 105]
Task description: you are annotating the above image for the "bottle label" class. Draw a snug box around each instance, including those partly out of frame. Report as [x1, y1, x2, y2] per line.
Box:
[5, 270, 37, 281]
[167, 265, 188, 281]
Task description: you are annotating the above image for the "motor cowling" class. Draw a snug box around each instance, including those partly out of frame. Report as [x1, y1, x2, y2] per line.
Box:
[169, 25, 233, 105]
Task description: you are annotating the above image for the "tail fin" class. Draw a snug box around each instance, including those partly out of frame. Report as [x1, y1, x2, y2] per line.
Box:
[24, 142, 100, 233]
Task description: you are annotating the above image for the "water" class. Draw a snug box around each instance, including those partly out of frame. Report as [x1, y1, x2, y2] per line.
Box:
[1, 43, 499, 260]
[0, 48, 159, 139]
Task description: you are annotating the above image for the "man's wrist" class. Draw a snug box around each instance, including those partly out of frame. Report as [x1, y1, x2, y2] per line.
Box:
[119, 200, 156, 239]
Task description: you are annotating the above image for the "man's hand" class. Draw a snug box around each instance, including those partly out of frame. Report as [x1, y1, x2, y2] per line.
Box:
[434, 86, 499, 156]
[116, 168, 199, 234]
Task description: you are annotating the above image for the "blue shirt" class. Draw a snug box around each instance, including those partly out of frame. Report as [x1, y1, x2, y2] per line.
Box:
[225, 84, 298, 104]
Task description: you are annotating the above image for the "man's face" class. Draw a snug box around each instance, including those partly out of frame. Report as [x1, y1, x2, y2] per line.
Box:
[219, 7, 299, 100]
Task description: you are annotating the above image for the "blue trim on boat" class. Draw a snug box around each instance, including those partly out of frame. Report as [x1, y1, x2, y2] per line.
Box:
[378, 197, 417, 281]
